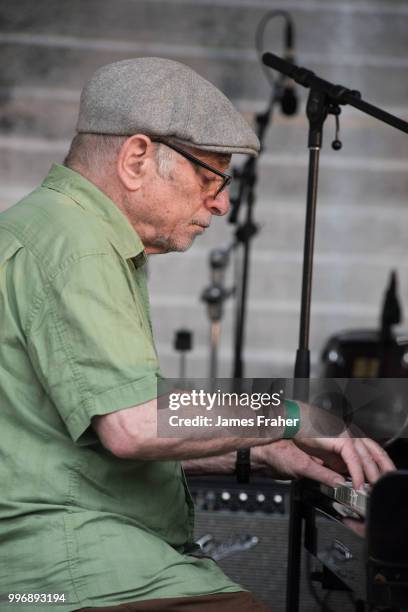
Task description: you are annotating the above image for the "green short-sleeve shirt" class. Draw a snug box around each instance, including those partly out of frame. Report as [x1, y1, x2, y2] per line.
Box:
[0, 165, 240, 610]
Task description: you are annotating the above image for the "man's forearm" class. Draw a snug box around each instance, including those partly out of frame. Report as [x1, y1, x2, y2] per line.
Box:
[110, 433, 277, 461]
[93, 397, 289, 460]
[182, 447, 269, 475]
[93, 398, 318, 461]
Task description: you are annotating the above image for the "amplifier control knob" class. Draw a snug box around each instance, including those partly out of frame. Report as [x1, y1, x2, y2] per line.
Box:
[204, 491, 216, 511]
[273, 493, 284, 513]
[238, 492, 248, 503]
[256, 493, 266, 504]
[221, 491, 231, 502]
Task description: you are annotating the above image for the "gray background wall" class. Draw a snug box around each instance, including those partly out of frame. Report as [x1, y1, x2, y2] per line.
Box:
[1, 0, 408, 379]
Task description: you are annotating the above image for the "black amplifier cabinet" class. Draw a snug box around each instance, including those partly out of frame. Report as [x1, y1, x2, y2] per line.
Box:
[303, 473, 408, 611]
[188, 475, 354, 612]
[312, 507, 366, 599]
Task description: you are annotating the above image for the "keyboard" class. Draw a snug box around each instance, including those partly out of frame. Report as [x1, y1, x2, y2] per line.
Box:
[320, 480, 370, 517]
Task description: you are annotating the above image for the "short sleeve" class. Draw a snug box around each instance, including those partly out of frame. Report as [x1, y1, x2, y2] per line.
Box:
[27, 253, 160, 443]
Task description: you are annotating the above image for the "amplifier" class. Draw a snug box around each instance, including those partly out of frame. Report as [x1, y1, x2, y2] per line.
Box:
[188, 476, 355, 612]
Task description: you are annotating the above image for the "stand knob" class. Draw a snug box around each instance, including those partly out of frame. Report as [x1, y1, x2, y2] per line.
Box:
[174, 329, 193, 379]
[174, 329, 193, 351]
[331, 109, 342, 150]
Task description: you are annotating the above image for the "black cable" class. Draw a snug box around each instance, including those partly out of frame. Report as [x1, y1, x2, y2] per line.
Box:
[255, 10, 294, 88]
[305, 552, 337, 612]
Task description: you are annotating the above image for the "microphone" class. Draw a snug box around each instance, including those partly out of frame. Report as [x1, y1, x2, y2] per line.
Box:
[279, 20, 298, 116]
[262, 52, 297, 78]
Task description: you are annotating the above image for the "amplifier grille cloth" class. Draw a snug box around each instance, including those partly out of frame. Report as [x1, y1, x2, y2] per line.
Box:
[194, 512, 355, 612]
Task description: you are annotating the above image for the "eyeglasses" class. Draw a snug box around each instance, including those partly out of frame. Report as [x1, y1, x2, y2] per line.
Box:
[153, 139, 232, 198]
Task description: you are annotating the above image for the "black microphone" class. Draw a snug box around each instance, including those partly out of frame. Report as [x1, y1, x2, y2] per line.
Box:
[279, 20, 298, 116]
[262, 52, 297, 78]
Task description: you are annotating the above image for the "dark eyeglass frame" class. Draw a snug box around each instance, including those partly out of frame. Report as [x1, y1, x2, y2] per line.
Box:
[152, 139, 232, 198]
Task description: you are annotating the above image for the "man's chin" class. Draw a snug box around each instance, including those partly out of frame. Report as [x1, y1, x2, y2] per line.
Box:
[149, 235, 196, 254]
[170, 237, 196, 253]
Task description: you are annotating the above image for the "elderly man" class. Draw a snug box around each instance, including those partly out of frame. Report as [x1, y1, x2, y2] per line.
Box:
[0, 58, 393, 612]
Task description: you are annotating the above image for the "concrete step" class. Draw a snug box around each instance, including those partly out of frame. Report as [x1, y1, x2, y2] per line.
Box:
[1, 40, 407, 106]
[149, 296, 385, 357]
[0, 141, 407, 212]
[147, 247, 408, 307]
[1, 87, 408, 159]
[175, 199, 408, 255]
[150, 295, 408, 374]
[2, 0, 408, 59]
[154, 343, 300, 379]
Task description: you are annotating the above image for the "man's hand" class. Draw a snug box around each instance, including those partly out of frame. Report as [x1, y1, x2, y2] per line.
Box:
[252, 439, 346, 487]
[282, 401, 397, 489]
[294, 435, 396, 490]
[253, 434, 395, 490]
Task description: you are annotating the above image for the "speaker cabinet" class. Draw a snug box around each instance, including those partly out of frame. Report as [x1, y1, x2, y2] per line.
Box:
[189, 476, 355, 612]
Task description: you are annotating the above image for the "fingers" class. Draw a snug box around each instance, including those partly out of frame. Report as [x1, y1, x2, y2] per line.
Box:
[336, 439, 365, 490]
[353, 439, 380, 484]
[297, 458, 346, 488]
[311, 456, 324, 465]
[360, 438, 396, 472]
[340, 437, 395, 488]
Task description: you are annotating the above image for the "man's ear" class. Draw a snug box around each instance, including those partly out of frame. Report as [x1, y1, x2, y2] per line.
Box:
[116, 134, 155, 191]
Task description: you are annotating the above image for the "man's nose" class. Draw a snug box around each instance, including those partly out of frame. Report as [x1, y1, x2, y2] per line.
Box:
[204, 189, 230, 216]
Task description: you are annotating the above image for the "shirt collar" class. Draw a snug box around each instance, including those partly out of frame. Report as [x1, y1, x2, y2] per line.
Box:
[42, 163, 146, 266]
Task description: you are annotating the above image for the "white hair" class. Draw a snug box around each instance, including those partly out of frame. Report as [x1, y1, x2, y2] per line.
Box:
[154, 142, 176, 178]
[63, 133, 176, 178]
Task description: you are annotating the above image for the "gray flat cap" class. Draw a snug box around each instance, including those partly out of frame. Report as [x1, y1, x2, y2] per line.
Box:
[77, 57, 260, 156]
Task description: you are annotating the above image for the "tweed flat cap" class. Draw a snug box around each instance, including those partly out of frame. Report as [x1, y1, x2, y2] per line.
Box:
[77, 57, 260, 156]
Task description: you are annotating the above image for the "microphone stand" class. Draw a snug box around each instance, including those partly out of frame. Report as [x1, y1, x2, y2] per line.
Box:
[286, 87, 330, 612]
[201, 247, 234, 380]
[230, 84, 285, 379]
[260, 53, 408, 612]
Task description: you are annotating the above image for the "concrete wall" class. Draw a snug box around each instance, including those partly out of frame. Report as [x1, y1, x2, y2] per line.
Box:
[1, 0, 408, 378]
